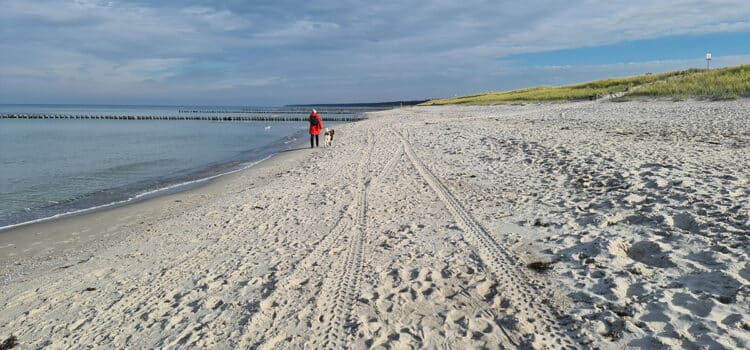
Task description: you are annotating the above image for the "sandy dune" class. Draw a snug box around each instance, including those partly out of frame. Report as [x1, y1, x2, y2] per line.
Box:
[1, 100, 748, 349]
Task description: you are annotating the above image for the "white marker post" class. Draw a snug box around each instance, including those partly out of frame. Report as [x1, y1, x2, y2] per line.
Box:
[706, 51, 712, 70]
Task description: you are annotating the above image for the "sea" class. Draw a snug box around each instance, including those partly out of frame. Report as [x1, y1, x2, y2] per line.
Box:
[0, 104, 354, 230]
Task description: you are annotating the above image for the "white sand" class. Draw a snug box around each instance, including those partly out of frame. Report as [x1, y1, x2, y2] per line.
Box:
[1, 100, 748, 349]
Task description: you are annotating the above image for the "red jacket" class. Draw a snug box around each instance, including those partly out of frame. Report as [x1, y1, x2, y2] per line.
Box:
[309, 112, 322, 135]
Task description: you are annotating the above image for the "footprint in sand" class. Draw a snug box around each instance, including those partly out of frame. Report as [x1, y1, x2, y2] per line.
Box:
[626, 241, 676, 268]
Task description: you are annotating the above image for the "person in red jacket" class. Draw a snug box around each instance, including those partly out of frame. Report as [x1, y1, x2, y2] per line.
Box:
[309, 109, 323, 148]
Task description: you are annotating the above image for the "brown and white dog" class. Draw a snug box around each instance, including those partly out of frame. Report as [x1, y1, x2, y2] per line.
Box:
[324, 128, 335, 147]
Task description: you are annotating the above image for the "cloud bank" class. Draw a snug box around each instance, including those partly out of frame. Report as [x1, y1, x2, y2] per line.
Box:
[1, 0, 749, 104]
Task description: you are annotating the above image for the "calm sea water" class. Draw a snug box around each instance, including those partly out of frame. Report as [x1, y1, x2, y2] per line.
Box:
[0, 105, 347, 229]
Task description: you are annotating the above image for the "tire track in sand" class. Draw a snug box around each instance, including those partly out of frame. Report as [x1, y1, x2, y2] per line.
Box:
[243, 129, 405, 349]
[307, 129, 404, 349]
[397, 127, 579, 349]
[239, 145, 371, 349]
[306, 129, 374, 349]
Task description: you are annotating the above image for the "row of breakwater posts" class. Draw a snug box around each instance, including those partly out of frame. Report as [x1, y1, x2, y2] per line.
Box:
[0, 113, 368, 122]
[177, 108, 388, 114]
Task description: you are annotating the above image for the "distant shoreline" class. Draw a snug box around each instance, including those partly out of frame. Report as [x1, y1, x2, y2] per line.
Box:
[287, 99, 428, 108]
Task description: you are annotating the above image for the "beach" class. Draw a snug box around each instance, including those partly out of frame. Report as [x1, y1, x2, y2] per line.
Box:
[1, 100, 749, 349]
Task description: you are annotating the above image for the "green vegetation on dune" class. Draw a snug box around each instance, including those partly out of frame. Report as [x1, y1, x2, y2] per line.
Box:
[628, 64, 750, 100]
[420, 64, 750, 105]
[422, 71, 682, 105]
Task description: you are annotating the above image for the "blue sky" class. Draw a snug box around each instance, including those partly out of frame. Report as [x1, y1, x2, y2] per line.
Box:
[1, 0, 749, 105]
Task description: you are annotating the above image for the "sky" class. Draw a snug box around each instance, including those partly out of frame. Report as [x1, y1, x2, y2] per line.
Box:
[1, 0, 749, 106]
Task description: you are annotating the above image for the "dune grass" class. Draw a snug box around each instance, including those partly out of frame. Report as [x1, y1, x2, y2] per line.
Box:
[627, 64, 750, 100]
[420, 64, 750, 105]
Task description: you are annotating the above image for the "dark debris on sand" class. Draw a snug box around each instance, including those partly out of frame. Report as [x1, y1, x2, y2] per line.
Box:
[526, 261, 557, 273]
[0, 335, 18, 350]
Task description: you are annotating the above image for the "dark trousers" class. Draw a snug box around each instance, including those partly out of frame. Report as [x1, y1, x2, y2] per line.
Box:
[310, 134, 319, 148]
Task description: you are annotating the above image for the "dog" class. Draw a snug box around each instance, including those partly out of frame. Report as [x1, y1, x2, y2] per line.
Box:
[324, 128, 335, 147]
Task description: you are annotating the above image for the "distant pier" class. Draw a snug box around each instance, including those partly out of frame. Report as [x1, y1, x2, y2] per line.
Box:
[0, 113, 367, 122]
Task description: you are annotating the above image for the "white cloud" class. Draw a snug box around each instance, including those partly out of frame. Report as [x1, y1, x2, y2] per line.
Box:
[180, 6, 251, 32]
[1, 0, 750, 104]
[0, 48, 185, 86]
[112, 58, 186, 82]
[255, 20, 341, 41]
[431, 1, 750, 59]
[207, 77, 285, 90]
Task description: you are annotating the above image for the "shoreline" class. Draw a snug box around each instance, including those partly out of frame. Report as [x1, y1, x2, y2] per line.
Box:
[2, 100, 748, 349]
[0, 123, 311, 233]
[0, 154, 274, 233]
[0, 140, 313, 271]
